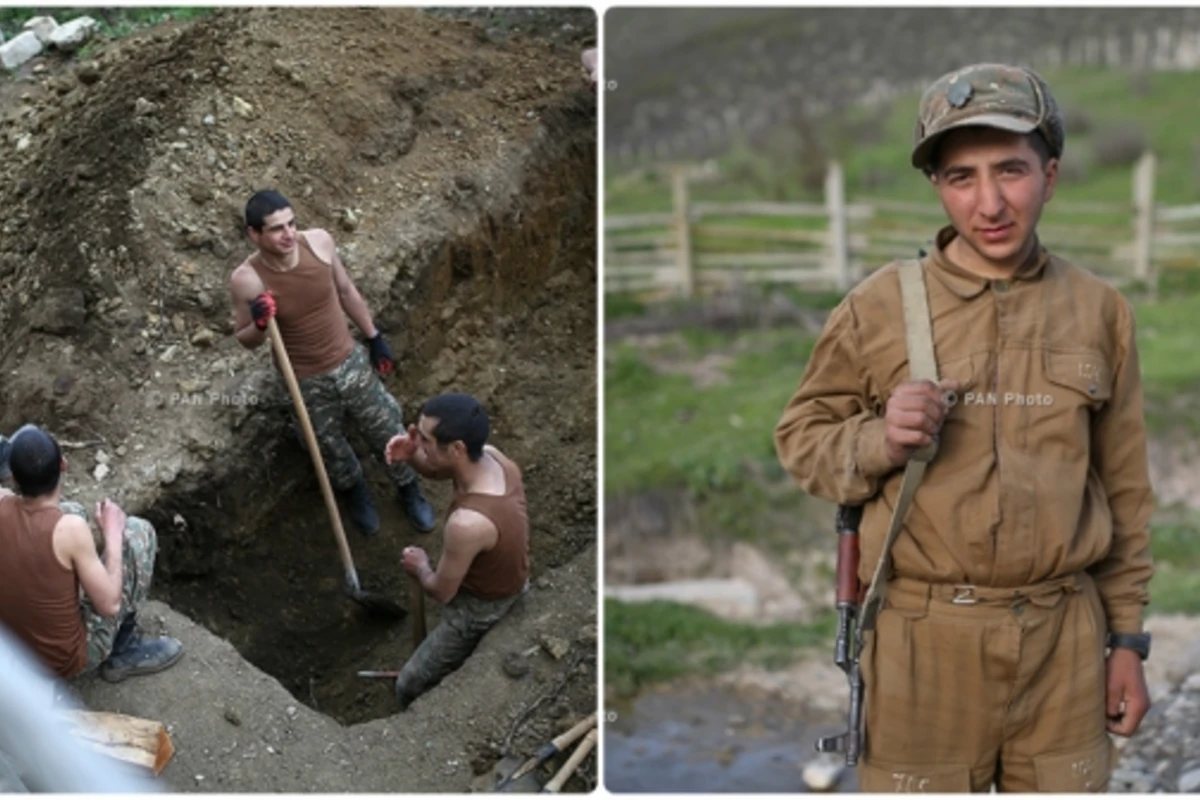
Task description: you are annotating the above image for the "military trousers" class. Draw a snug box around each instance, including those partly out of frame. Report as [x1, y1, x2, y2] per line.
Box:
[59, 501, 157, 671]
[858, 571, 1116, 793]
[394, 585, 526, 708]
[291, 345, 417, 491]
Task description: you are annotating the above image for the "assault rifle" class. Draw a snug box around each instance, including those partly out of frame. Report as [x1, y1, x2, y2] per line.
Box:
[814, 504, 865, 766]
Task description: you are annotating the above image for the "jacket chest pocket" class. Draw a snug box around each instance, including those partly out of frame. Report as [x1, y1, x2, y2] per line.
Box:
[1033, 349, 1112, 457]
[1042, 349, 1112, 411]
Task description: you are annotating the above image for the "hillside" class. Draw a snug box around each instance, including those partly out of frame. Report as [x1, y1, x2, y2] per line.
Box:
[604, 7, 1200, 165]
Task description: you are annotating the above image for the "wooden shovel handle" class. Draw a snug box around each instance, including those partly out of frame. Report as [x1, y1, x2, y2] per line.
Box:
[542, 728, 598, 793]
[266, 317, 359, 591]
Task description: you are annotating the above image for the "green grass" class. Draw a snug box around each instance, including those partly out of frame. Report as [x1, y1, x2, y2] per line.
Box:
[604, 598, 836, 700]
[0, 7, 214, 59]
[1147, 511, 1200, 615]
[604, 291, 1200, 497]
[1133, 293, 1200, 435]
[604, 327, 816, 496]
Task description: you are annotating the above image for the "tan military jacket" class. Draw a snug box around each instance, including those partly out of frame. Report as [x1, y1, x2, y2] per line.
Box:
[775, 225, 1154, 634]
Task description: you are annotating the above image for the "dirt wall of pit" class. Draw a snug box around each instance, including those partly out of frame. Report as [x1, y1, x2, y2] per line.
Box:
[0, 6, 597, 791]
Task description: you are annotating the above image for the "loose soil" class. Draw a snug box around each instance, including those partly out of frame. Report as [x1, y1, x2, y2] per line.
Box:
[0, 6, 597, 792]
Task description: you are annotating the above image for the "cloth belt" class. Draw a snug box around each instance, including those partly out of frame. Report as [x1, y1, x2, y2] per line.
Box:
[888, 573, 1085, 607]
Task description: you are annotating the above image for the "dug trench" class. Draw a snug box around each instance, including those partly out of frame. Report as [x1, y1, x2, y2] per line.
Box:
[150, 100, 598, 728]
[0, 7, 597, 791]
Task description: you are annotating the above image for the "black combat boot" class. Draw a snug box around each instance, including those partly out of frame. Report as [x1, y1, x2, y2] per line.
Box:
[340, 476, 380, 536]
[99, 613, 184, 684]
[398, 479, 435, 533]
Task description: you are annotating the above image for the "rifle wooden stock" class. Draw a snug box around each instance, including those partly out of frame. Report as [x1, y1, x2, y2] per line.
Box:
[817, 504, 866, 766]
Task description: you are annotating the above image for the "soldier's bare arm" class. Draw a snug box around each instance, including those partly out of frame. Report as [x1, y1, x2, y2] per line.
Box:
[310, 228, 379, 339]
[402, 509, 496, 604]
[55, 511, 121, 617]
[230, 263, 269, 349]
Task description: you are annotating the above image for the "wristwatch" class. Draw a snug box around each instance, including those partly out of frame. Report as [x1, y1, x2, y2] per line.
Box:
[1106, 632, 1152, 660]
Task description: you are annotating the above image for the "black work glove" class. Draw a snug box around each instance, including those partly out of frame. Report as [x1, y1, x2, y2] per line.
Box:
[250, 290, 277, 331]
[368, 333, 395, 376]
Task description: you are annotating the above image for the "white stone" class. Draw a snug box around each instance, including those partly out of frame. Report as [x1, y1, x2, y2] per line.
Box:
[15, 135, 32, 152]
[802, 758, 844, 792]
[1, 31, 44, 70]
[22, 16, 58, 45]
[92, 463, 109, 482]
[48, 17, 99, 52]
[231, 96, 254, 119]
[1178, 768, 1200, 794]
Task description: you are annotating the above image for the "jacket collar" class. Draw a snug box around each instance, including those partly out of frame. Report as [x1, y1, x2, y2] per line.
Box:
[924, 225, 1050, 299]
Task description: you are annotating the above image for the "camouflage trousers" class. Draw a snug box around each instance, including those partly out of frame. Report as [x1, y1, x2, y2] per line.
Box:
[292, 345, 417, 491]
[395, 585, 527, 708]
[58, 501, 157, 671]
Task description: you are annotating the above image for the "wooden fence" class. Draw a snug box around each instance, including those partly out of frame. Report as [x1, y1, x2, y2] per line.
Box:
[605, 153, 1200, 298]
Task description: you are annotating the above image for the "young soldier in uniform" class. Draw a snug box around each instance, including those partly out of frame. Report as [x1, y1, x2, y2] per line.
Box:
[229, 190, 435, 536]
[775, 64, 1154, 792]
[0, 426, 183, 683]
[383, 393, 530, 709]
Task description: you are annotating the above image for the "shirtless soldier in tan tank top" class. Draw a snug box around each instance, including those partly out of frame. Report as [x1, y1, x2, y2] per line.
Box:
[229, 190, 435, 536]
[384, 392, 530, 709]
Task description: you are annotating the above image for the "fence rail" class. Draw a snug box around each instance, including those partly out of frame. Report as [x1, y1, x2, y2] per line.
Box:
[605, 152, 1199, 298]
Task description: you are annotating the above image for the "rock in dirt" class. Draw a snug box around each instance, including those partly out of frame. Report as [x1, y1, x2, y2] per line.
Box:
[23, 16, 59, 45]
[0, 31, 43, 69]
[29, 288, 87, 335]
[48, 17, 99, 52]
[191, 328, 216, 347]
[538, 634, 571, 661]
[502, 652, 531, 679]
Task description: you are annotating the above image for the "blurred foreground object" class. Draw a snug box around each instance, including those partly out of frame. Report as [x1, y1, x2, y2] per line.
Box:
[0, 624, 160, 792]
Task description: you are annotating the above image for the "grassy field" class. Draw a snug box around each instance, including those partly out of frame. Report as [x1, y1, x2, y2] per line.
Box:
[604, 290, 1200, 698]
[604, 598, 837, 701]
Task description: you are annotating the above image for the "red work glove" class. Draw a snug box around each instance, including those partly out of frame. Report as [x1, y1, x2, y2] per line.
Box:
[251, 291, 276, 330]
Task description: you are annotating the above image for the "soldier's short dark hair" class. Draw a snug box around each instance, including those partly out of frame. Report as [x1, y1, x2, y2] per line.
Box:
[9, 425, 62, 498]
[419, 393, 489, 462]
[245, 190, 292, 232]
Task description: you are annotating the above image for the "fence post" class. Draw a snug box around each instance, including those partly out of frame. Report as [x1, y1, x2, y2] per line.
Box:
[1132, 150, 1156, 285]
[670, 166, 695, 298]
[825, 160, 851, 291]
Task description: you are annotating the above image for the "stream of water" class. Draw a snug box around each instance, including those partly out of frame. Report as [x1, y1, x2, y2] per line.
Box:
[604, 681, 860, 793]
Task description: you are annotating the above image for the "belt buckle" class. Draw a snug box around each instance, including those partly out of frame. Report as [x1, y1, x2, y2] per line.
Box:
[951, 585, 978, 605]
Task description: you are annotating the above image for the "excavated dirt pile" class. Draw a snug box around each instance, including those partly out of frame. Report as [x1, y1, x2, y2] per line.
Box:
[0, 6, 597, 792]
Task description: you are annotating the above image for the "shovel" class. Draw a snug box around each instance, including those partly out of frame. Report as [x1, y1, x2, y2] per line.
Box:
[266, 317, 406, 619]
[494, 712, 597, 791]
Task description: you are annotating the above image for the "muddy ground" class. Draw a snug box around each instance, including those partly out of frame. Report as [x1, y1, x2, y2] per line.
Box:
[0, 6, 597, 792]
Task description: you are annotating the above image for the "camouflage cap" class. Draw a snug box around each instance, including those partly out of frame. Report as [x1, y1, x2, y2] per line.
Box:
[912, 63, 1064, 173]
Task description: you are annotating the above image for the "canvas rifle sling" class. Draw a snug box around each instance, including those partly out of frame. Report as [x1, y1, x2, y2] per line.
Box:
[858, 259, 940, 636]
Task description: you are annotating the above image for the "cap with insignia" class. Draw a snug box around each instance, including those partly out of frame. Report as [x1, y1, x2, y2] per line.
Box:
[911, 62, 1065, 174]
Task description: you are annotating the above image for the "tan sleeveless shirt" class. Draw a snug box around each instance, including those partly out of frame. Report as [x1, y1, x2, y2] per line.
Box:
[249, 233, 356, 380]
[0, 495, 88, 677]
[452, 450, 531, 600]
